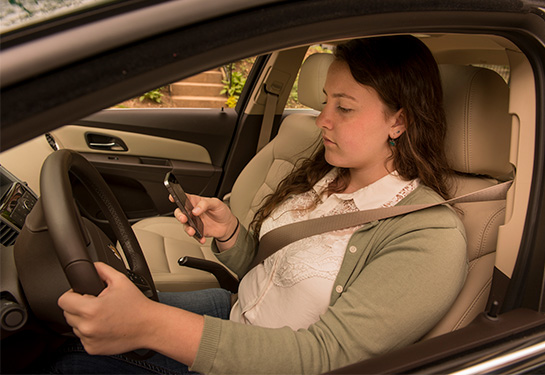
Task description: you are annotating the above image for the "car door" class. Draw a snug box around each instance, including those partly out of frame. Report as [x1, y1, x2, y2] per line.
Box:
[54, 108, 235, 228]
[34, 58, 268, 240]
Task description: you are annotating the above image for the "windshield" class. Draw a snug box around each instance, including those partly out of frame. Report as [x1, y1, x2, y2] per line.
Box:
[0, 0, 110, 33]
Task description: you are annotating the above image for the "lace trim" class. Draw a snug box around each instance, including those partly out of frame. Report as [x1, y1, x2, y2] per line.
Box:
[382, 179, 419, 207]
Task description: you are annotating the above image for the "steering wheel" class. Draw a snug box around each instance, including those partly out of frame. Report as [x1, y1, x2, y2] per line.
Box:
[13, 149, 157, 359]
[36, 149, 158, 300]
[15, 149, 158, 317]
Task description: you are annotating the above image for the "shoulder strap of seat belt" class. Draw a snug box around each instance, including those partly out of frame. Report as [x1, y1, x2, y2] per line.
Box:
[249, 180, 513, 269]
[256, 84, 281, 153]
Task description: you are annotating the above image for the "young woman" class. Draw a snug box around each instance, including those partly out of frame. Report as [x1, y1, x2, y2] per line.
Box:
[51, 35, 467, 374]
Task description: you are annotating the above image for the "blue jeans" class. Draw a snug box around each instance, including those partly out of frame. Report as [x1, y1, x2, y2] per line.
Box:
[48, 288, 232, 374]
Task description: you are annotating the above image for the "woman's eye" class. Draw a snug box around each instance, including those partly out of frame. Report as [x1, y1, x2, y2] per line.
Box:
[337, 106, 352, 113]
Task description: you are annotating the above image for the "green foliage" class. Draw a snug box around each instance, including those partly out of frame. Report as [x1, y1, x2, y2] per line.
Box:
[139, 87, 164, 104]
[221, 64, 247, 107]
[221, 71, 246, 97]
[309, 45, 333, 54]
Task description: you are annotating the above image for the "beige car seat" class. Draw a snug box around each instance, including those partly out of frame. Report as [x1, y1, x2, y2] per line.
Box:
[133, 53, 512, 338]
[424, 64, 511, 338]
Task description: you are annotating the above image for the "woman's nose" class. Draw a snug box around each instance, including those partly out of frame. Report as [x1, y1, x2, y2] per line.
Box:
[316, 108, 332, 129]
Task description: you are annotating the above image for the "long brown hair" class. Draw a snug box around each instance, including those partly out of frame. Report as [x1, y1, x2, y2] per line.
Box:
[250, 35, 452, 238]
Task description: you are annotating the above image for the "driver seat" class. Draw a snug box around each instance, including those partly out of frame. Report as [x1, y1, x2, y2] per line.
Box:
[132, 53, 512, 339]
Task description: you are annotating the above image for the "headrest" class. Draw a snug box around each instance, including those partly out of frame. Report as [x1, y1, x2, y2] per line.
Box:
[440, 65, 512, 179]
[298, 53, 335, 110]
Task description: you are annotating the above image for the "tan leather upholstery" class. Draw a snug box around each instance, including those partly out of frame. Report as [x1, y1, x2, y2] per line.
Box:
[134, 54, 512, 341]
[297, 53, 335, 111]
[441, 65, 512, 178]
[131, 218, 220, 291]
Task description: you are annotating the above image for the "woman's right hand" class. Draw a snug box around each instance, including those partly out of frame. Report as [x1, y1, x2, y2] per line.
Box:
[171, 194, 239, 246]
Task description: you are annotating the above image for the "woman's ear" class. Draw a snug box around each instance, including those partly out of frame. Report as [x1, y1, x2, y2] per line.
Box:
[389, 109, 407, 139]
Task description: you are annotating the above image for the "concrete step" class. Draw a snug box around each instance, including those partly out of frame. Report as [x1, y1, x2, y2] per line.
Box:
[170, 82, 224, 97]
[182, 70, 224, 83]
[171, 95, 227, 108]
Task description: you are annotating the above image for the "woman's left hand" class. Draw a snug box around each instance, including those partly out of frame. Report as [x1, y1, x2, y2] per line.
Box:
[58, 262, 157, 355]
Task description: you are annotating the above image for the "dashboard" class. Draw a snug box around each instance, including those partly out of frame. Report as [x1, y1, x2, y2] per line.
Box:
[0, 166, 37, 247]
[0, 165, 37, 335]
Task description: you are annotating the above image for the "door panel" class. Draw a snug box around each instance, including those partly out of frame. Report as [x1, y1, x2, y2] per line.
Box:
[76, 108, 237, 165]
[49, 108, 239, 240]
[52, 125, 213, 164]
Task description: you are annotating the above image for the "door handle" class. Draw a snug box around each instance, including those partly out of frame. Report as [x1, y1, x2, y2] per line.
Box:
[85, 133, 128, 151]
[89, 141, 117, 148]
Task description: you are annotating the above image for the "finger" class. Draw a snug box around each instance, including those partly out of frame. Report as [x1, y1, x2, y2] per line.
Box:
[58, 289, 86, 313]
[94, 262, 124, 286]
[62, 309, 82, 329]
[58, 291, 99, 326]
[168, 194, 174, 203]
[185, 225, 196, 237]
[186, 193, 200, 207]
[71, 326, 85, 341]
[174, 208, 188, 223]
[192, 199, 208, 216]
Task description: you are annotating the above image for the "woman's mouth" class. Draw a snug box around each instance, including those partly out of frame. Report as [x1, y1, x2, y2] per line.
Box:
[322, 135, 335, 146]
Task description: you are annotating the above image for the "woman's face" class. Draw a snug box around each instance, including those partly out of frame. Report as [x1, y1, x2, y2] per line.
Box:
[316, 60, 404, 184]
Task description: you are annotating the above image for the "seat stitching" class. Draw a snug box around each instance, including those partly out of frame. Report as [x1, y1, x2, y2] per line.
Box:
[164, 236, 171, 273]
[463, 70, 478, 172]
[467, 206, 506, 273]
[454, 276, 493, 330]
[477, 206, 506, 255]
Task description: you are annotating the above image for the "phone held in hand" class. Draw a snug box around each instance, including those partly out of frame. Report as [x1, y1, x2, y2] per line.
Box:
[164, 172, 204, 240]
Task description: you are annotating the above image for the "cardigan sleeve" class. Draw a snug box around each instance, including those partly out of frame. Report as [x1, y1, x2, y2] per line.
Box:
[191, 205, 468, 374]
[211, 225, 258, 278]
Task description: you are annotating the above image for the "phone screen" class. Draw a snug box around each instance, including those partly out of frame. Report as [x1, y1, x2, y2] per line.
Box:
[164, 172, 204, 240]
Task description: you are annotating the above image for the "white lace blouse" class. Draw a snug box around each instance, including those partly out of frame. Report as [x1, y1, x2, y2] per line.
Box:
[230, 168, 419, 330]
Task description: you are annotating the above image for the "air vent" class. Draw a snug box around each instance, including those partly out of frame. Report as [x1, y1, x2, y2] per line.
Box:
[45, 133, 59, 151]
[0, 221, 19, 247]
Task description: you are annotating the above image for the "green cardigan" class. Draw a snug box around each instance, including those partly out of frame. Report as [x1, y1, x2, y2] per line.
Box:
[192, 185, 468, 374]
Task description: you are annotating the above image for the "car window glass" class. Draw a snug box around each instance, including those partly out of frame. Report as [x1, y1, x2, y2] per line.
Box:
[114, 57, 256, 109]
[0, 0, 107, 33]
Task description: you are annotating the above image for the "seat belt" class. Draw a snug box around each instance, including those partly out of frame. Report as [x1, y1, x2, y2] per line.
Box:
[249, 180, 513, 269]
[256, 83, 282, 152]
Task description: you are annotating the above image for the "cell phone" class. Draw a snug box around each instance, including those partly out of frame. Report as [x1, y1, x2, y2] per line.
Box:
[164, 172, 204, 240]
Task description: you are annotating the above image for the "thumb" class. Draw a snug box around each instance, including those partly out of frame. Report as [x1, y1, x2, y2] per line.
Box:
[94, 262, 143, 299]
[94, 262, 124, 286]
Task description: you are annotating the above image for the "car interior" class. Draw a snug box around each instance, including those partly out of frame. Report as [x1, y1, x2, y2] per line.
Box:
[0, 31, 538, 372]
